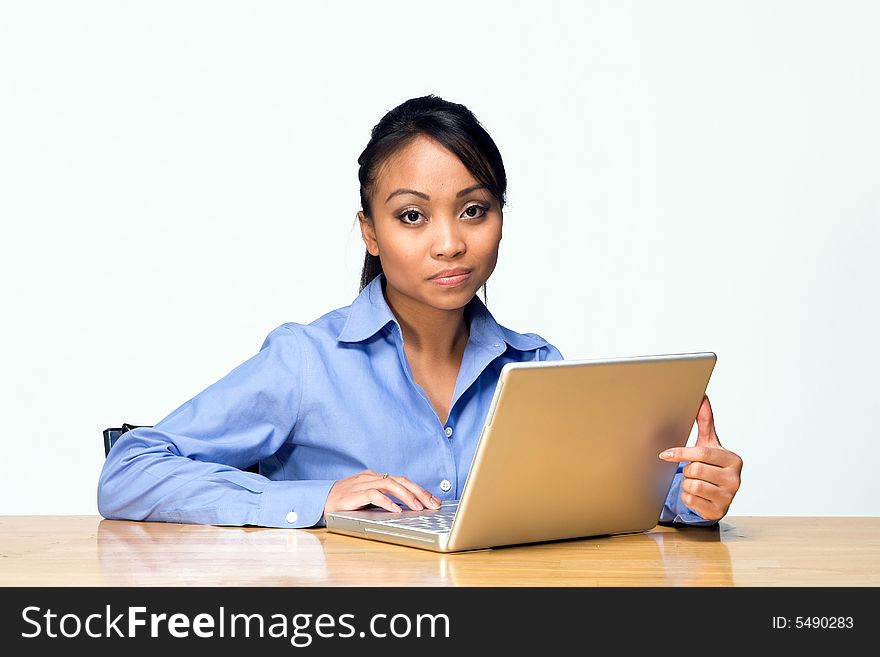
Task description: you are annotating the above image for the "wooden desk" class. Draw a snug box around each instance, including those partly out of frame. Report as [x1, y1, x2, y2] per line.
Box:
[1, 516, 877, 586]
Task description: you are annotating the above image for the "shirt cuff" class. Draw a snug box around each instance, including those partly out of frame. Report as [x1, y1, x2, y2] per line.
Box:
[256, 479, 337, 528]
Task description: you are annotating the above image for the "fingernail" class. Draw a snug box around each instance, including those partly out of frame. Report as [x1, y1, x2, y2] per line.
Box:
[393, 504, 402, 513]
[430, 497, 441, 508]
[659, 451, 674, 459]
[413, 502, 424, 510]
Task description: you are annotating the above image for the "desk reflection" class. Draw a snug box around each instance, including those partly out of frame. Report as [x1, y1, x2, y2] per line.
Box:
[97, 520, 330, 586]
[97, 520, 733, 586]
[435, 525, 732, 586]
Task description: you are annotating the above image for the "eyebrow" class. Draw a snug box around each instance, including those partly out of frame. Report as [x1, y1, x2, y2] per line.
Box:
[384, 183, 487, 204]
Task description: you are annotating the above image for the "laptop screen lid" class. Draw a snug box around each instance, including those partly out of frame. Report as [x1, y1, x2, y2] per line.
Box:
[444, 351, 716, 552]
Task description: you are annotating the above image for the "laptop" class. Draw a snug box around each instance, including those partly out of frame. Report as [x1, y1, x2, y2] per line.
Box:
[325, 351, 717, 552]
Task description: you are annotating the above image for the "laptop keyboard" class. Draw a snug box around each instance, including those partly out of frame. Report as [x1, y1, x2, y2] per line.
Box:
[375, 504, 458, 534]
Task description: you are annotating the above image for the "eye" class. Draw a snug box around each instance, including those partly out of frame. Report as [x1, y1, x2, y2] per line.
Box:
[463, 204, 489, 219]
[397, 209, 425, 225]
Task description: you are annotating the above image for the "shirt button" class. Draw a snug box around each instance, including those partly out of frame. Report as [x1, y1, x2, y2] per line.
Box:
[444, 426, 453, 438]
[440, 479, 452, 492]
[285, 511, 298, 524]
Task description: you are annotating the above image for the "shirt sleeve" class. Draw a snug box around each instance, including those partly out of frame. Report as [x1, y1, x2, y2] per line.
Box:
[658, 463, 719, 526]
[97, 324, 335, 528]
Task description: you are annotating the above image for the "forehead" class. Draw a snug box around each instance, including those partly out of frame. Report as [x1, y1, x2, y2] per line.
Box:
[375, 135, 479, 195]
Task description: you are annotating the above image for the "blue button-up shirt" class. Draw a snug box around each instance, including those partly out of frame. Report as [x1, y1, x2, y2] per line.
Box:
[98, 273, 713, 529]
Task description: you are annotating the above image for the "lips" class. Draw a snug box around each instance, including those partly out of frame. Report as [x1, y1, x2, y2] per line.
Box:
[429, 268, 472, 280]
[430, 270, 472, 287]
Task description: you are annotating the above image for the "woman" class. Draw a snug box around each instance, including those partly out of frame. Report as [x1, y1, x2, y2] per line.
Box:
[98, 95, 742, 529]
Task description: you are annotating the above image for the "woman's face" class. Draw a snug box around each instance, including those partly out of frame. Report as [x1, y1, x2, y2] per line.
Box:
[358, 134, 503, 311]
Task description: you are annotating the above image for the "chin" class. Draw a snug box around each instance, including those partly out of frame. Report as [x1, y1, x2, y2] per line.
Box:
[426, 283, 477, 306]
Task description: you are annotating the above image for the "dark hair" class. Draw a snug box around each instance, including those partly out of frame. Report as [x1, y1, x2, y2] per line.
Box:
[357, 94, 508, 306]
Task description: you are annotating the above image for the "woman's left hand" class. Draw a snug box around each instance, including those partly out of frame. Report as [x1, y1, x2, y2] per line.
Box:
[658, 394, 743, 521]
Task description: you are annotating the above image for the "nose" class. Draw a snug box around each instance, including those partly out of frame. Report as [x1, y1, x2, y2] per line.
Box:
[431, 215, 467, 259]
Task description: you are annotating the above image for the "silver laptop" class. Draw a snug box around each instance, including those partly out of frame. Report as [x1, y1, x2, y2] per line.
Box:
[325, 351, 716, 553]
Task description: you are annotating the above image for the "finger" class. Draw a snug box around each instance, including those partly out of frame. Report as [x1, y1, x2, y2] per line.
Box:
[679, 491, 723, 521]
[658, 445, 739, 467]
[695, 395, 722, 448]
[389, 475, 441, 509]
[681, 475, 723, 503]
[681, 460, 732, 487]
[363, 476, 427, 511]
[682, 474, 736, 512]
[366, 488, 402, 513]
[680, 459, 742, 513]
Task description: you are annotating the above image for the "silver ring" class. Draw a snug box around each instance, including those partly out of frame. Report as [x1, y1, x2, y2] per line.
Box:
[382, 473, 389, 479]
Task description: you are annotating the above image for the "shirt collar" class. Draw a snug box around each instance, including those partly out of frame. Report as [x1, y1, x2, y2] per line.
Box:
[335, 272, 549, 352]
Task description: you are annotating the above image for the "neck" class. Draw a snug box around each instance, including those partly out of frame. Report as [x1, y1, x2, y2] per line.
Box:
[382, 277, 470, 361]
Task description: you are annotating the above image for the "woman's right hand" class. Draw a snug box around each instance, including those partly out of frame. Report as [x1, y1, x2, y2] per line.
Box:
[324, 469, 441, 515]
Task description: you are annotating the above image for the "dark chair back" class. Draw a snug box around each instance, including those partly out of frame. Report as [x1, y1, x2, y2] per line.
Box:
[103, 423, 150, 457]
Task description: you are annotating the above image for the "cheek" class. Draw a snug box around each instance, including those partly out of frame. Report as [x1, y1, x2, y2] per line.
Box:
[477, 224, 502, 256]
[474, 230, 501, 277]
[379, 231, 423, 266]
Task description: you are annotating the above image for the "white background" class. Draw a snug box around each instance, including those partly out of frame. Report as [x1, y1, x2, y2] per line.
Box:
[1, 1, 877, 517]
